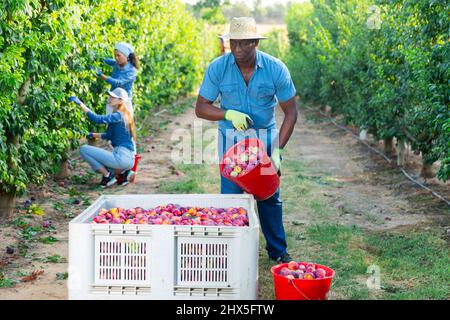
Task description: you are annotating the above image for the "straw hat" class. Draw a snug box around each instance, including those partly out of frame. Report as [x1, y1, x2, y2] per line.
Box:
[220, 17, 267, 40]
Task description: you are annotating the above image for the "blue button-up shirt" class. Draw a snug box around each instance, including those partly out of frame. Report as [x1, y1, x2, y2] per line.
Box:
[87, 111, 135, 152]
[199, 50, 296, 131]
[103, 58, 137, 100]
[199, 50, 296, 158]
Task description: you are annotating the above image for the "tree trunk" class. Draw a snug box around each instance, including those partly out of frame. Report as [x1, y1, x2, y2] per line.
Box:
[396, 138, 407, 166]
[17, 77, 32, 105]
[2, 133, 19, 221]
[420, 160, 435, 179]
[0, 191, 16, 222]
[383, 137, 395, 156]
[55, 159, 71, 180]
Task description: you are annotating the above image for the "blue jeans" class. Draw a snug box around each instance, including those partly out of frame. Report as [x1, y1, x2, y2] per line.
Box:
[218, 129, 288, 260]
[80, 145, 134, 172]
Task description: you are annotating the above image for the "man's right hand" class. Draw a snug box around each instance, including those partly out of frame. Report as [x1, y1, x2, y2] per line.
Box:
[224, 110, 253, 131]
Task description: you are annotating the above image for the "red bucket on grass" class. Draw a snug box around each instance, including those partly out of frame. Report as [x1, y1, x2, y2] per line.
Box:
[220, 138, 279, 201]
[271, 263, 335, 300]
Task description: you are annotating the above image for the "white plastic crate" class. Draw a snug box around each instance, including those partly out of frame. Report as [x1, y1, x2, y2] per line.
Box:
[68, 194, 260, 300]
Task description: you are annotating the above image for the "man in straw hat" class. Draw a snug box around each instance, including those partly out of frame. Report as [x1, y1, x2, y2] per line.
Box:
[196, 17, 298, 263]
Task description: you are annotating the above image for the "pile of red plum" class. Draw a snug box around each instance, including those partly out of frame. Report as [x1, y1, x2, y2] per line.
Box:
[222, 144, 262, 178]
[91, 203, 249, 227]
[277, 262, 328, 280]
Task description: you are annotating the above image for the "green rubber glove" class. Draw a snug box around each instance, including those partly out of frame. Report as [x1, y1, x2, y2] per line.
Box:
[271, 147, 283, 174]
[225, 110, 253, 131]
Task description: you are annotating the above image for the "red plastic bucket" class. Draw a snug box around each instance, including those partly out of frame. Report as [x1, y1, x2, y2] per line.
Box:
[271, 263, 335, 300]
[220, 138, 280, 201]
[129, 154, 142, 183]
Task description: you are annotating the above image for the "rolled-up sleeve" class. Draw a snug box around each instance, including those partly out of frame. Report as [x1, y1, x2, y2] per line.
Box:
[87, 111, 122, 124]
[199, 63, 220, 102]
[103, 58, 117, 67]
[274, 63, 296, 103]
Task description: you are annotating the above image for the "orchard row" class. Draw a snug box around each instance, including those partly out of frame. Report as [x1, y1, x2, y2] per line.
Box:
[285, 0, 449, 180]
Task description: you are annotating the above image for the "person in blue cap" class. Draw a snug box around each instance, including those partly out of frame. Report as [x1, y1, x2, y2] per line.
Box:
[90, 42, 140, 184]
[92, 42, 138, 117]
[68, 88, 136, 187]
[195, 17, 298, 263]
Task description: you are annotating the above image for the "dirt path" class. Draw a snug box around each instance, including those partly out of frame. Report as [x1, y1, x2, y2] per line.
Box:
[0, 98, 448, 299]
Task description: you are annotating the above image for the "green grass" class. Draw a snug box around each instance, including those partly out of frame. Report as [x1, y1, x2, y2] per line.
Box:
[159, 176, 204, 193]
[281, 159, 338, 223]
[365, 232, 450, 299]
[68, 187, 82, 197]
[19, 226, 43, 240]
[70, 171, 95, 185]
[363, 212, 382, 224]
[0, 277, 16, 288]
[159, 164, 220, 194]
[56, 272, 68, 280]
[53, 202, 64, 212]
[309, 200, 332, 218]
[39, 255, 67, 264]
[38, 236, 59, 245]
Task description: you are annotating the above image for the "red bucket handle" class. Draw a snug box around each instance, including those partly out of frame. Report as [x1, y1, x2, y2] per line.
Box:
[288, 278, 312, 300]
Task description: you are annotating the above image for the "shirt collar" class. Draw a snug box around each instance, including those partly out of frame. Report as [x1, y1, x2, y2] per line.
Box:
[230, 50, 263, 69]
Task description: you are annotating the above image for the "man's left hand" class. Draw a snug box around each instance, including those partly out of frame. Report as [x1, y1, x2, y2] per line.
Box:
[271, 147, 283, 174]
